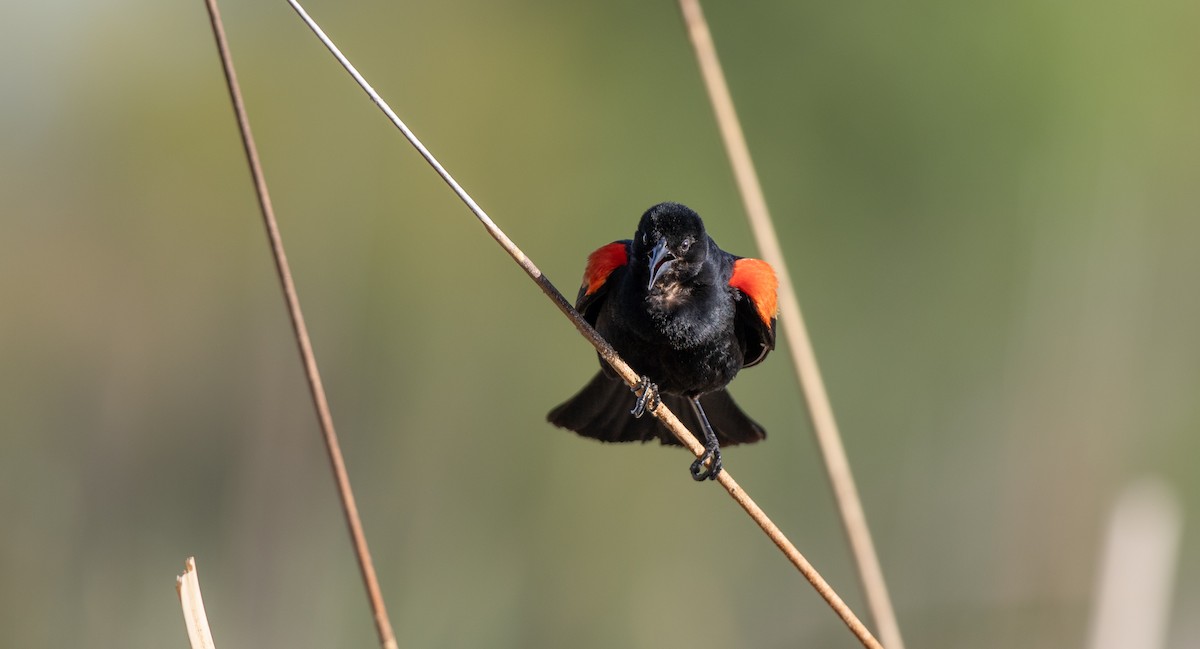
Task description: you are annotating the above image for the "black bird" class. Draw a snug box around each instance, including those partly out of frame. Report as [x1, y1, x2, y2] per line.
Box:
[548, 202, 778, 480]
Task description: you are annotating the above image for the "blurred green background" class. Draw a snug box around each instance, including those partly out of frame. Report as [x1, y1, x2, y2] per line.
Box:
[2, 0, 1198, 647]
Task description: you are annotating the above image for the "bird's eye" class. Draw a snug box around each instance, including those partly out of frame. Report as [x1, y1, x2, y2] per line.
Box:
[642, 232, 649, 244]
[679, 238, 692, 253]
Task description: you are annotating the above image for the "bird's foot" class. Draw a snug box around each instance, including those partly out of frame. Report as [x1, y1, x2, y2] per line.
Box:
[689, 445, 723, 481]
[630, 376, 660, 418]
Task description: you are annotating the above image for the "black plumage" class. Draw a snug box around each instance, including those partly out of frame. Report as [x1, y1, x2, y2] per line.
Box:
[548, 202, 777, 480]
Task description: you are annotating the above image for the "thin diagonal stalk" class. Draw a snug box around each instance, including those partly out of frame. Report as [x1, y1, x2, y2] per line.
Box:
[675, 1, 904, 648]
[202, 2, 397, 648]
[285, 2, 881, 647]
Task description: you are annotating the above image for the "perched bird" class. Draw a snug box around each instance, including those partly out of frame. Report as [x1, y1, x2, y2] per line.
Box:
[548, 202, 778, 480]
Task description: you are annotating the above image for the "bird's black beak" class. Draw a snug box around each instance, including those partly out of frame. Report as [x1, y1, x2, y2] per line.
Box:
[648, 238, 674, 289]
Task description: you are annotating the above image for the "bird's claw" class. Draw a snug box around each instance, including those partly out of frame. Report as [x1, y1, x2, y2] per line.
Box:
[630, 376, 660, 418]
[690, 445, 723, 481]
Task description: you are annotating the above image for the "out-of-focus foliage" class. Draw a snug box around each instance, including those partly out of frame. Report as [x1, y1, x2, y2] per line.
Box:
[1, 0, 1198, 647]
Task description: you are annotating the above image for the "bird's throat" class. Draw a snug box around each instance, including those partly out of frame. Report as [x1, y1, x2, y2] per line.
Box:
[647, 281, 691, 312]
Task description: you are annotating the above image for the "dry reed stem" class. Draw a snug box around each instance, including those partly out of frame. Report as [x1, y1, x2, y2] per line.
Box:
[176, 557, 217, 649]
[1086, 479, 1183, 649]
[676, 1, 904, 647]
[285, 2, 881, 646]
[203, 2, 398, 648]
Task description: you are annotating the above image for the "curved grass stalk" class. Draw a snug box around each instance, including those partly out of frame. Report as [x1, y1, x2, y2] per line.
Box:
[676, 1, 905, 647]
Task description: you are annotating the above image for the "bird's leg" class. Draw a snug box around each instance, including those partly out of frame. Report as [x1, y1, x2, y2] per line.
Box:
[630, 376, 660, 418]
[687, 397, 723, 481]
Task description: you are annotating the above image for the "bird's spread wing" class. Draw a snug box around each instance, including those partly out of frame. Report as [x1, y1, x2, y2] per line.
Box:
[575, 240, 631, 323]
[729, 257, 778, 367]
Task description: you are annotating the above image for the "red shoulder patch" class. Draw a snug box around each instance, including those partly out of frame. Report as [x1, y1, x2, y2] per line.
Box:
[729, 258, 778, 326]
[583, 242, 628, 296]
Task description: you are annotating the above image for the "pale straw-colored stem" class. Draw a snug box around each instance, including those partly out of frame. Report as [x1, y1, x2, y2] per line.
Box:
[286, 2, 881, 646]
[676, 1, 904, 647]
[1086, 479, 1183, 649]
[176, 557, 217, 649]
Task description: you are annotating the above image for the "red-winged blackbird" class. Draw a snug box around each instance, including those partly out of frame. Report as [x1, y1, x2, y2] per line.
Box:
[548, 202, 778, 480]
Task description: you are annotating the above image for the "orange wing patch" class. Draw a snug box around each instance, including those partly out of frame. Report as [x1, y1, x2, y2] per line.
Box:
[729, 258, 778, 326]
[583, 242, 628, 296]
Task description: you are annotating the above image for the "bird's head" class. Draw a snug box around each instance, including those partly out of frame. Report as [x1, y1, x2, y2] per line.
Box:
[633, 202, 710, 291]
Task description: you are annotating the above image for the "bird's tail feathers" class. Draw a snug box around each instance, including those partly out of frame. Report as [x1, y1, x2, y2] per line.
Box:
[546, 371, 766, 446]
